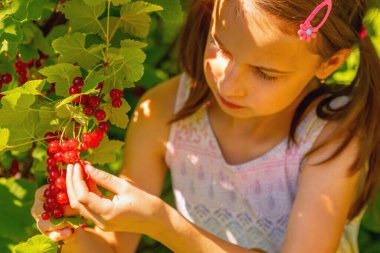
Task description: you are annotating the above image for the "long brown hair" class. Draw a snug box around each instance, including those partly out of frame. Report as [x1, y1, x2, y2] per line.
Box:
[174, 0, 380, 220]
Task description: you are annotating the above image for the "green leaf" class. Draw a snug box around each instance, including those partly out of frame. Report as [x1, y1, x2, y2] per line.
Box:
[4, 0, 49, 22]
[103, 96, 131, 128]
[111, 0, 131, 6]
[39, 63, 81, 97]
[83, 74, 106, 93]
[120, 39, 147, 49]
[52, 33, 105, 69]
[119, 1, 163, 38]
[145, 0, 183, 24]
[83, 0, 105, 6]
[12, 235, 57, 253]
[0, 94, 36, 126]
[55, 104, 88, 127]
[1, 80, 46, 97]
[106, 47, 146, 89]
[60, 0, 106, 35]
[18, 44, 40, 62]
[0, 178, 37, 242]
[86, 136, 124, 164]
[0, 128, 10, 153]
[50, 216, 84, 229]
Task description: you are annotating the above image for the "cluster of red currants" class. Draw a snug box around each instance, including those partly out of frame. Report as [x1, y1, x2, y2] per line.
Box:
[41, 129, 105, 220]
[68, 77, 110, 132]
[14, 52, 48, 85]
[110, 88, 123, 108]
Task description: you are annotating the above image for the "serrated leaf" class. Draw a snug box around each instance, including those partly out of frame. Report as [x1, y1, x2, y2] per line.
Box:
[145, 0, 183, 24]
[111, 0, 131, 6]
[12, 235, 57, 253]
[83, 74, 106, 93]
[0, 128, 10, 153]
[103, 97, 131, 128]
[0, 94, 36, 126]
[106, 47, 145, 89]
[60, 0, 106, 34]
[119, 1, 163, 38]
[120, 39, 147, 49]
[55, 104, 88, 127]
[1, 80, 46, 97]
[50, 216, 83, 229]
[39, 63, 81, 97]
[86, 136, 124, 164]
[52, 33, 104, 69]
[5, 0, 49, 22]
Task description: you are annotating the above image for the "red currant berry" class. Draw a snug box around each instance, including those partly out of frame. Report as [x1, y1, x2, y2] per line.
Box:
[44, 132, 58, 143]
[81, 133, 92, 143]
[88, 95, 100, 107]
[55, 176, 66, 190]
[47, 157, 56, 166]
[1, 73, 12, 84]
[68, 138, 79, 150]
[47, 165, 58, 173]
[56, 192, 69, 205]
[110, 89, 123, 100]
[43, 203, 51, 212]
[83, 105, 94, 116]
[69, 85, 81, 95]
[42, 212, 50, 220]
[88, 138, 100, 149]
[46, 197, 57, 208]
[92, 130, 104, 141]
[80, 142, 89, 151]
[98, 122, 109, 132]
[44, 189, 53, 198]
[112, 98, 122, 108]
[48, 141, 60, 154]
[73, 77, 84, 87]
[80, 95, 89, 105]
[52, 206, 64, 219]
[94, 109, 106, 121]
[54, 152, 64, 163]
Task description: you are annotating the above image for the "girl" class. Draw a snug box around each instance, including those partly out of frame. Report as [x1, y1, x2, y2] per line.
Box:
[32, 0, 380, 252]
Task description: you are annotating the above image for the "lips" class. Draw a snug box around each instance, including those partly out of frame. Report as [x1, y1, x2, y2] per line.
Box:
[218, 95, 244, 109]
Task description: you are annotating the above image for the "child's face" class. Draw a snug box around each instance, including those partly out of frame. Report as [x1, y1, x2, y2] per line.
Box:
[203, 0, 325, 118]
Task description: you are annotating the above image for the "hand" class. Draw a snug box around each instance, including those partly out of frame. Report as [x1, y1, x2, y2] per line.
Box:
[31, 185, 78, 242]
[66, 163, 162, 233]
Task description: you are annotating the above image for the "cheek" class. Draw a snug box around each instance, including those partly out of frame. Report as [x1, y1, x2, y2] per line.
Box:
[204, 48, 230, 79]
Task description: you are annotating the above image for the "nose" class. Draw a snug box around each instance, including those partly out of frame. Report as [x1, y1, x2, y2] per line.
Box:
[218, 66, 246, 97]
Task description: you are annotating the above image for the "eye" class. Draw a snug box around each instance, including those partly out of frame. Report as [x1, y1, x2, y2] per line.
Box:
[255, 68, 278, 81]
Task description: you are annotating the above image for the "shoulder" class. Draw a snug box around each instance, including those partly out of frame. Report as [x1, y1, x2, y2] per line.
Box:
[126, 74, 181, 155]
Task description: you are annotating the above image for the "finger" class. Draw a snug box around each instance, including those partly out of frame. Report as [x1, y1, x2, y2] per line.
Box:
[62, 204, 80, 217]
[86, 178, 102, 196]
[85, 164, 127, 194]
[67, 163, 105, 225]
[31, 185, 49, 220]
[37, 219, 73, 233]
[73, 163, 114, 216]
[45, 227, 74, 242]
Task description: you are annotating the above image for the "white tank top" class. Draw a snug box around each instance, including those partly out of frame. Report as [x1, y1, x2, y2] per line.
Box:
[165, 73, 364, 253]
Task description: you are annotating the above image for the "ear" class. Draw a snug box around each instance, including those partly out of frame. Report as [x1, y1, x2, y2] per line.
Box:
[315, 48, 353, 80]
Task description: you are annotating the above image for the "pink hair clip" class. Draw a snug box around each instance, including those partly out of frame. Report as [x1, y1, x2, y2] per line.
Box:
[298, 0, 332, 42]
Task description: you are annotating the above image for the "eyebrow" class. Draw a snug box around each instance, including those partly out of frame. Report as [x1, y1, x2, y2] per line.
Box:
[212, 33, 294, 74]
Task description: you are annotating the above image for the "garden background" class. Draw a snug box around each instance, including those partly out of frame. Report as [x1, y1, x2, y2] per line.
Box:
[1, 0, 380, 252]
